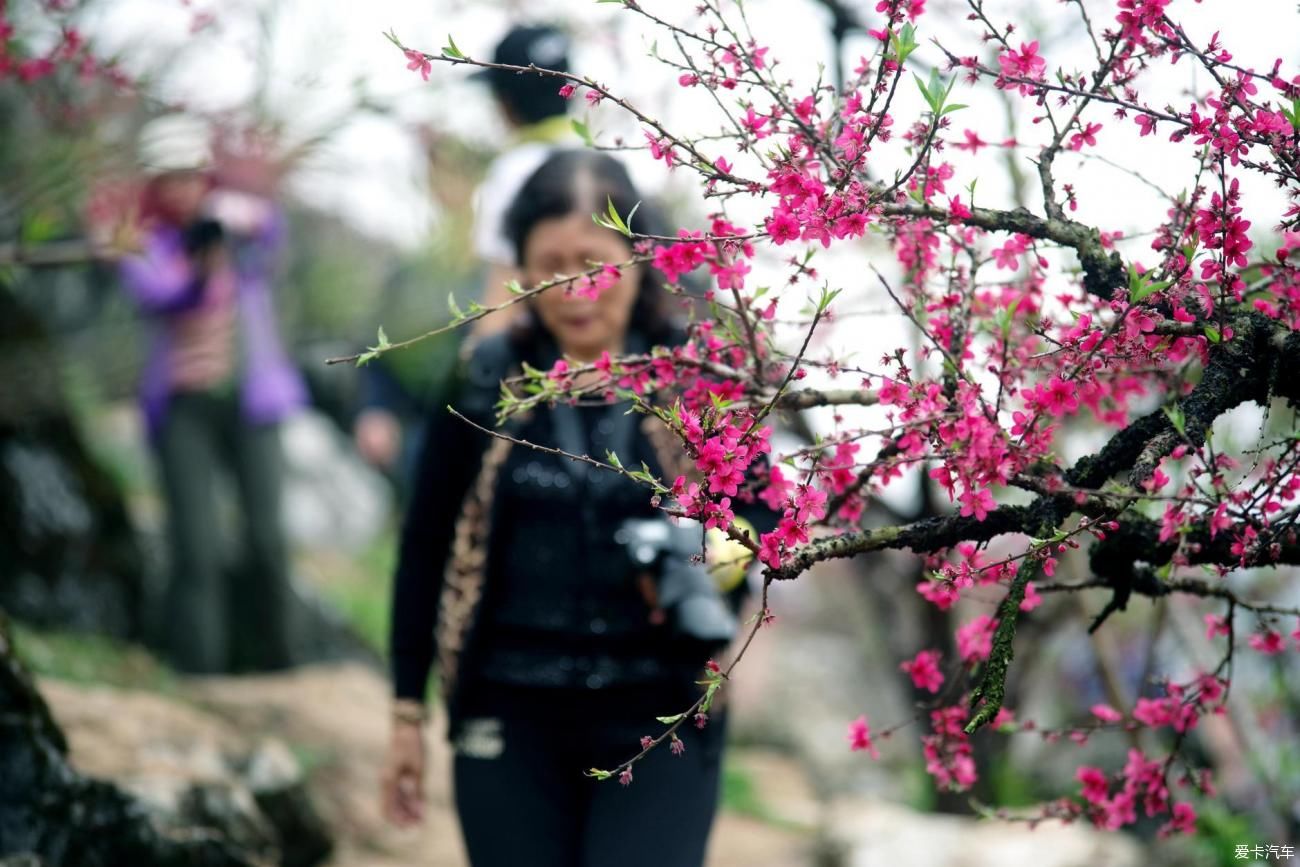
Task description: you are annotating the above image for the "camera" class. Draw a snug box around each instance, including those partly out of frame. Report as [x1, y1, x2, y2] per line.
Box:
[615, 517, 739, 646]
[181, 216, 224, 256]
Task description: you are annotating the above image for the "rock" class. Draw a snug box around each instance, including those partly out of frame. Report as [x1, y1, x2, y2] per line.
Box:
[279, 410, 392, 553]
[0, 613, 262, 867]
[187, 663, 467, 866]
[242, 741, 334, 867]
[0, 289, 148, 639]
[825, 798, 1145, 867]
[37, 675, 332, 867]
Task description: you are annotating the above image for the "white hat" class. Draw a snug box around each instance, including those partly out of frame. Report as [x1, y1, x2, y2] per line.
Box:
[138, 114, 213, 173]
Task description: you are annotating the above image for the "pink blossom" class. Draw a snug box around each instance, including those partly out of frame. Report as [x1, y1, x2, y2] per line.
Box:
[901, 649, 945, 693]
[1249, 629, 1285, 655]
[1091, 704, 1123, 723]
[956, 615, 996, 663]
[1132, 697, 1174, 728]
[958, 487, 996, 521]
[847, 714, 880, 758]
[558, 83, 576, 99]
[917, 578, 961, 610]
[997, 41, 1046, 95]
[741, 106, 770, 139]
[1076, 766, 1109, 804]
[955, 128, 987, 153]
[1019, 581, 1042, 612]
[404, 50, 431, 82]
[1203, 613, 1231, 640]
[1068, 122, 1103, 151]
[1158, 802, 1197, 838]
[765, 208, 800, 245]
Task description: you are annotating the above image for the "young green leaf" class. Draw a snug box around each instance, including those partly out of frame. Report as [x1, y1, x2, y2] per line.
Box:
[442, 34, 465, 59]
[1164, 404, 1186, 437]
[594, 195, 632, 237]
[572, 117, 594, 146]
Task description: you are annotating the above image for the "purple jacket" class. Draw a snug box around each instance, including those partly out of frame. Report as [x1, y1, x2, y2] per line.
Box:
[119, 211, 307, 440]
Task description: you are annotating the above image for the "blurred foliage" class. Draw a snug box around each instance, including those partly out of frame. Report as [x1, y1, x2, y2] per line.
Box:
[11, 623, 178, 694]
[720, 757, 811, 832]
[298, 532, 397, 655]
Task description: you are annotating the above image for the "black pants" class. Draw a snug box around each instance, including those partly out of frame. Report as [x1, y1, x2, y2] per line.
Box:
[155, 390, 292, 673]
[452, 706, 726, 867]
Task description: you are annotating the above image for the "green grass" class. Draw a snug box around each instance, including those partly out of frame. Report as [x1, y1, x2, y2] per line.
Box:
[11, 624, 177, 693]
[298, 530, 396, 655]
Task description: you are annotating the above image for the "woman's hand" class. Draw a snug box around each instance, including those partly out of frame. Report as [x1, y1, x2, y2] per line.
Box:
[354, 408, 402, 470]
[380, 714, 427, 826]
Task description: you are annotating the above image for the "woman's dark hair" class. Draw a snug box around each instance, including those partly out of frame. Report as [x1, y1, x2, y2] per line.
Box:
[503, 149, 677, 348]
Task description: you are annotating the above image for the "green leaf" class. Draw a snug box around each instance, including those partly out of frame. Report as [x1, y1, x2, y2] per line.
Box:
[656, 713, 686, 724]
[505, 279, 524, 295]
[376, 326, 390, 349]
[994, 297, 1023, 338]
[913, 72, 940, 114]
[584, 768, 613, 780]
[606, 450, 624, 469]
[448, 292, 465, 321]
[1164, 404, 1186, 437]
[1128, 265, 1171, 304]
[594, 195, 632, 237]
[889, 22, 918, 65]
[571, 117, 594, 147]
[442, 34, 465, 59]
[1203, 325, 1221, 343]
[1284, 97, 1300, 131]
[816, 286, 842, 314]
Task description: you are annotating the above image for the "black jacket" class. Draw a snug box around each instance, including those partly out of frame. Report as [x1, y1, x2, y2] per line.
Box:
[388, 330, 765, 730]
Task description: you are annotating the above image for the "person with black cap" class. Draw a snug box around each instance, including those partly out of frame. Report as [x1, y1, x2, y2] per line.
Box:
[468, 23, 578, 338]
[352, 25, 578, 473]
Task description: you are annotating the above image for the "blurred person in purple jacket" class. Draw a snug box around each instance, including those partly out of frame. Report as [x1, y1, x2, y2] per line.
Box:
[119, 115, 306, 673]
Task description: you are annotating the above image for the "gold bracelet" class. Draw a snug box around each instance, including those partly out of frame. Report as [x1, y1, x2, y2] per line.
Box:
[392, 699, 428, 726]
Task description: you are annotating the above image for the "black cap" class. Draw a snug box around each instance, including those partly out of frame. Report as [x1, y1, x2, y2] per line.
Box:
[475, 25, 572, 125]
[492, 25, 570, 70]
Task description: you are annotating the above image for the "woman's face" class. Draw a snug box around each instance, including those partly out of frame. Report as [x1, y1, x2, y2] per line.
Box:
[523, 211, 641, 361]
[154, 171, 209, 225]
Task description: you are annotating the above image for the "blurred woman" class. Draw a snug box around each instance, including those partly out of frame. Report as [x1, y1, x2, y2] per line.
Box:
[119, 118, 306, 673]
[381, 150, 759, 867]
